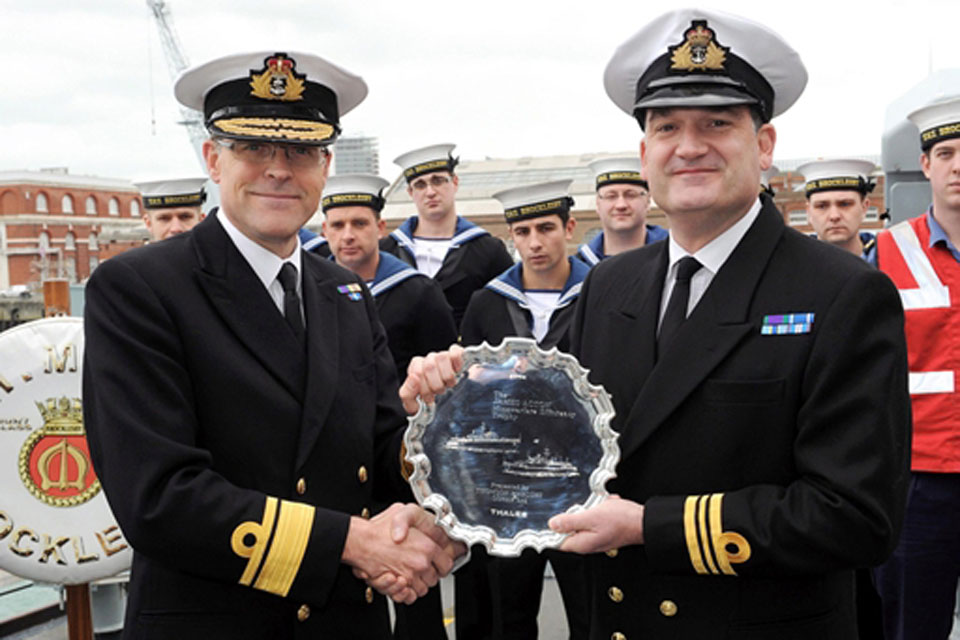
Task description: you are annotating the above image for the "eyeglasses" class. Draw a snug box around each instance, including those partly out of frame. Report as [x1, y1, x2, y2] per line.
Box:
[410, 175, 451, 191]
[597, 189, 648, 202]
[216, 139, 329, 168]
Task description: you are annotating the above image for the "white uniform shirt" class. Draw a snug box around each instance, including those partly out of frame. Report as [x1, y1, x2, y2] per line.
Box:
[216, 209, 303, 322]
[658, 198, 761, 329]
[412, 237, 453, 278]
[525, 290, 562, 343]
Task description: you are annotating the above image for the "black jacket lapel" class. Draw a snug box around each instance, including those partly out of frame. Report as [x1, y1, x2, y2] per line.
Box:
[619, 202, 785, 458]
[294, 254, 340, 469]
[191, 214, 307, 403]
[610, 244, 668, 405]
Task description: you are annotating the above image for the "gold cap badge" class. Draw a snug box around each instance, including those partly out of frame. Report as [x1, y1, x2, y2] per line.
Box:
[669, 20, 728, 71]
[250, 54, 305, 102]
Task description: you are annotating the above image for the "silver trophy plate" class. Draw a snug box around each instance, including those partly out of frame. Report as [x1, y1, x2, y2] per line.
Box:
[404, 338, 618, 557]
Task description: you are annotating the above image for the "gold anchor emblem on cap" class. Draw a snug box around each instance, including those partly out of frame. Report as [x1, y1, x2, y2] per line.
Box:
[670, 20, 728, 71]
[250, 53, 306, 102]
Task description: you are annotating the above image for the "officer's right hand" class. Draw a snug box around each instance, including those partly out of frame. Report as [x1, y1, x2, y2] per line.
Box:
[398, 345, 464, 414]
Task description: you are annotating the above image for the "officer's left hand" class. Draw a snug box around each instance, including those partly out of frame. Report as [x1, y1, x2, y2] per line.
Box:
[548, 495, 646, 553]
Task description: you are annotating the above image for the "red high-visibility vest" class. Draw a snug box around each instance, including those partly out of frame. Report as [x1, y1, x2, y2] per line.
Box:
[877, 213, 960, 472]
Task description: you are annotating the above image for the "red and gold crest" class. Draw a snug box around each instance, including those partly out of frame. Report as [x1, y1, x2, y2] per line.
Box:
[19, 396, 100, 507]
[669, 20, 728, 72]
[249, 54, 306, 102]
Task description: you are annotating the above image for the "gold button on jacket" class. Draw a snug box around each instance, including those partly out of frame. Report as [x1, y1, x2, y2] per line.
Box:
[607, 586, 624, 603]
[357, 465, 368, 483]
[660, 600, 678, 617]
[295, 478, 306, 495]
[605, 548, 619, 558]
[611, 632, 627, 640]
[297, 604, 310, 622]
[361, 507, 371, 519]
[365, 586, 374, 603]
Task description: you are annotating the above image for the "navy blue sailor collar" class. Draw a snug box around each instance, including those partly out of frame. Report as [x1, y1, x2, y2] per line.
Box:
[368, 251, 424, 297]
[389, 216, 491, 259]
[485, 257, 590, 309]
[299, 228, 328, 252]
[577, 224, 668, 266]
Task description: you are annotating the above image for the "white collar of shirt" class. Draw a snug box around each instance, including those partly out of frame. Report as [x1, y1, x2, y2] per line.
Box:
[216, 209, 302, 315]
[659, 198, 762, 325]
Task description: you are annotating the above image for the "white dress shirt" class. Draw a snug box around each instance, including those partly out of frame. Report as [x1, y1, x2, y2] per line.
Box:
[658, 198, 762, 329]
[216, 209, 303, 321]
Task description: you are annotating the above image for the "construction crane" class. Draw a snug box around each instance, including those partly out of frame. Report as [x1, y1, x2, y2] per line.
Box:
[145, 0, 207, 170]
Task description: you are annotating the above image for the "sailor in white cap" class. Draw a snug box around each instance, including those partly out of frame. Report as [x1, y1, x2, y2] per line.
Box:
[322, 174, 457, 640]
[874, 95, 960, 640]
[381, 143, 514, 328]
[458, 179, 591, 639]
[393, 9, 910, 640]
[576, 157, 667, 266]
[321, 173, 457, 387]
[83, 51, 462, 640]
[798, 159, 877, 261]
[134, 177, 208, 242]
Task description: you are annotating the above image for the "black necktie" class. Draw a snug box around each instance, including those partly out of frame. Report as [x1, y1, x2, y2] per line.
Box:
[657, 256, 702, 357]
[277, 262, 304, 343]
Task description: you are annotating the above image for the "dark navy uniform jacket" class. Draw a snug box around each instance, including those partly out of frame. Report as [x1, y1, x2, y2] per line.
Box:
[570, 197, 910, 639]
[83, 213, 411, 639]
[460, 257, 589, 352]
[380, 216, 514, 328]
[360, 251, 457, 375]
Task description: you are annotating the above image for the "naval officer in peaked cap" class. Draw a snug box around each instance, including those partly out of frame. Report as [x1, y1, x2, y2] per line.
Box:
[134, 176, 209, 242]
[83, 50, 463, 640]
[399, 9, 911, 639]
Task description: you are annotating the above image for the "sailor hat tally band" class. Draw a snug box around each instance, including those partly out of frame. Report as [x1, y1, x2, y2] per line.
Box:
[589, 157, 647, 190]
[797, 159, 876, 197]
[604, 8, 807, 128]
[134, 177, 208, 210]
[908, 96, 960, 152]
[175, 51, 367, 145]
[394, 143, 459, 183]
[321, 174, 389, 212]
[494, 180, 574, 224]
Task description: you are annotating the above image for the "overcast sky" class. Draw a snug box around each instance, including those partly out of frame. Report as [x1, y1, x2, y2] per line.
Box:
[0, 0, 957, 183]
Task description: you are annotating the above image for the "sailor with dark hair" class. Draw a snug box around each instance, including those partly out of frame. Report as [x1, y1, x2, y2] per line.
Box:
[459, 179, 591, 640]
[321, 173, 458, 391]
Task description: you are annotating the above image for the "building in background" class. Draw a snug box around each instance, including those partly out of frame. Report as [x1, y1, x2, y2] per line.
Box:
[0, 168, 148, 291]
[333, 134, 379, 175]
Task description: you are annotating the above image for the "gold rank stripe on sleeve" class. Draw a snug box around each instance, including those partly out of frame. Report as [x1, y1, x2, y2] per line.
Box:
[231, 497, 315, 597]
[682, 493, 752, 576]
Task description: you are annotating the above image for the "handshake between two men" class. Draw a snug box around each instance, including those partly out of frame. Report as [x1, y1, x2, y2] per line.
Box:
[349, 343, 639, 606]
